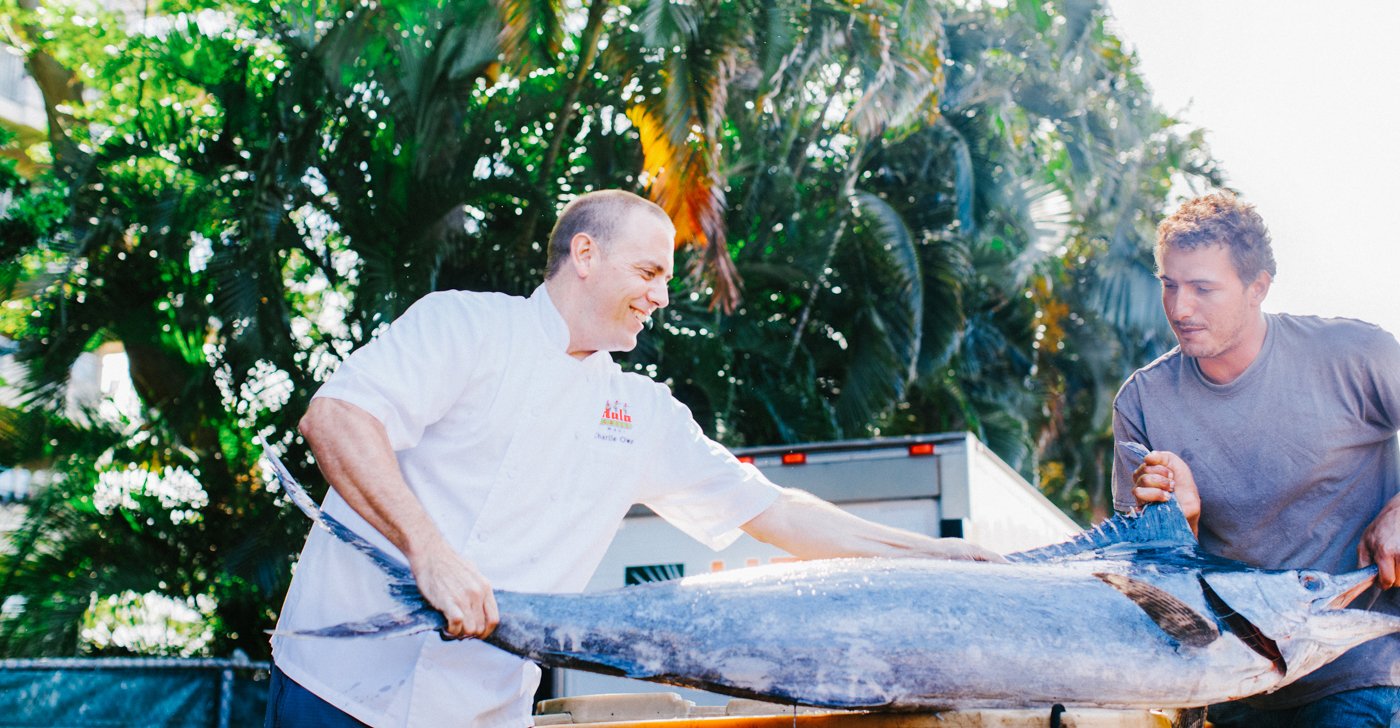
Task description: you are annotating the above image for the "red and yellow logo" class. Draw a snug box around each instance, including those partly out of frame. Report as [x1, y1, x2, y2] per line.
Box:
[600, 400, 632, 429]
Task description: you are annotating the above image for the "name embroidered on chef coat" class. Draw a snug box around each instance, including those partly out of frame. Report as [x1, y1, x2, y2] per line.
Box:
[596, 400, 634, 443]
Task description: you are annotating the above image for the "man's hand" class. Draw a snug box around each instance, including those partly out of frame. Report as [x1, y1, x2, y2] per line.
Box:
[910, 538, 1006, 563]
[1132, 450, 1201, 536]
[408, 541, 499, 639]
[1358, 495, 1400, 590]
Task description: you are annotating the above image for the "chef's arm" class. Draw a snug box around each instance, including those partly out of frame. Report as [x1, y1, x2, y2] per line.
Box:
[299, 397, 498, 638]
[740, 487, 1005, 562]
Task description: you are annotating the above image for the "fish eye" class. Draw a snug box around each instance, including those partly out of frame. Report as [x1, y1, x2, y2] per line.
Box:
[1300, 574, 1323, 591]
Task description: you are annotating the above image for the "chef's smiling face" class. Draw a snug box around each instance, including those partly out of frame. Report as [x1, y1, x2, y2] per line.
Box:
[1158, 242, 1265, 361]
[578, 210, 675, 353]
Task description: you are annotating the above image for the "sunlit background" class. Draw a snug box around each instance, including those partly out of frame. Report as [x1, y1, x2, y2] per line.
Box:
[1, 0, 1396, 663]
[1111, 0, 1400, 337]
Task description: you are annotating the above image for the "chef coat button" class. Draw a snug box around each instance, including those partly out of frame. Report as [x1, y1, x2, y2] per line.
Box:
[550, 493, 560, 502]
[477, 533, 488, 542]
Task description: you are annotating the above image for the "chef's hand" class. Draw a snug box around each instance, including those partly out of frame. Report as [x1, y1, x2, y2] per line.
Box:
[1358, 495, 1400, 590]
[409, 541, 499, 639]
[1132, 450, 1200, 537]
[919, 538, 1008, 563]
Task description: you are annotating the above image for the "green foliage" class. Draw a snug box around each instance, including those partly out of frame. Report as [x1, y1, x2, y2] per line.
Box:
[0, 0, 1221, 657]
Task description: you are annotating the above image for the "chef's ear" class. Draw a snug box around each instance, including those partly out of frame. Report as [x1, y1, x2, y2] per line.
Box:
[570, 232, 599, 279]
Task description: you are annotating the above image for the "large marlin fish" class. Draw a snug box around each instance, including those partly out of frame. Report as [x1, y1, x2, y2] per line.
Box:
[264, 447, 1400, 711]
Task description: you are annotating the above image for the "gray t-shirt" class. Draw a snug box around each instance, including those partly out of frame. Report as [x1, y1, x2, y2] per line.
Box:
[1112, 313, 1400, 709]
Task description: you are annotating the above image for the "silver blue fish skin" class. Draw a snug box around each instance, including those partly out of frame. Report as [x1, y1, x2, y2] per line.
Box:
[263, 446, 1400, 710]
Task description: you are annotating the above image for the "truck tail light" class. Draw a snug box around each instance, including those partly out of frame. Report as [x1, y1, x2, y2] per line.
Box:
[908, 443, 935, 456]
[781, 452, 806, 465]
[737, 456, 755, 464]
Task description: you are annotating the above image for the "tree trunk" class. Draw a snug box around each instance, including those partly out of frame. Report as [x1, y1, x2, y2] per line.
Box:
[14, 0, 85, 174]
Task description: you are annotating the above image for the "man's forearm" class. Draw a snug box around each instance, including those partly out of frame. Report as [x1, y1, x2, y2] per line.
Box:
[299, 397, 451, 561]
[299, 397, 499, 637]
[740, 488, 1003, 561]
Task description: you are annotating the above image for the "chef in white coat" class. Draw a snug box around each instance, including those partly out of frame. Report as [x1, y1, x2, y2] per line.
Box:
[267, 190, 1001, 728]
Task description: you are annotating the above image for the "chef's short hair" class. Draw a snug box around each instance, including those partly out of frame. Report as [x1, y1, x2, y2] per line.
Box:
[1155, 192, 1276, 285]
[545, 191, 673, 279]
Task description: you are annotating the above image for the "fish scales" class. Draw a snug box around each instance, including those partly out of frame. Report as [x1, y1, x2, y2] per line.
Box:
[487, 559, 1279, 709]
[263, 445, 1400, 711]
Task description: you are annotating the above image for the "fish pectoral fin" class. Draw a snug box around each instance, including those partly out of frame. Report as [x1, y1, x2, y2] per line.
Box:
[1094, 573, 1220, 648]
[1166, 706, 1207, 728]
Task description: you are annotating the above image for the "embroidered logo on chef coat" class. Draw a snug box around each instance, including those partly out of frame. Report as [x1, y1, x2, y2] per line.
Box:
[596, 400, 634, 443]
[599, 401, 632, 429]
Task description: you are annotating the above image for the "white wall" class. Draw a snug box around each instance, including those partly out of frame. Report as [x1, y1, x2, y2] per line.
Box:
[965, 438, 1080, 554]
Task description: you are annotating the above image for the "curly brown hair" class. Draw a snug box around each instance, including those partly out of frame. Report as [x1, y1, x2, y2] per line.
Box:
[1155, 192, 1276, 284]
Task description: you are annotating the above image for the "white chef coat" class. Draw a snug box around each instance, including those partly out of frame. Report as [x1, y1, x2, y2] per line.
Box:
[271, 284, 781, 728]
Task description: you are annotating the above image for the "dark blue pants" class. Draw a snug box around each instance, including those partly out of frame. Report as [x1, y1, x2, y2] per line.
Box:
[1209, 687, 1400, 728]
[265, 663, 370, 728]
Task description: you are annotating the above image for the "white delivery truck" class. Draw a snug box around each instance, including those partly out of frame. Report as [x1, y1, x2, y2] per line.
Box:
[551, 431, 1081, 704]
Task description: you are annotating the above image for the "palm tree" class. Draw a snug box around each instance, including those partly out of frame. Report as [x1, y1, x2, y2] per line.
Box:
[0, 0, 552, 657]
[874, 0, 1226, 520]
[0, 0, 1225, 657]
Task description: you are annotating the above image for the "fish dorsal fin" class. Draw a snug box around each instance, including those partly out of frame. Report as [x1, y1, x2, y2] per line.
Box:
[1007, 499, 1197, 563]
[1094, 573, 1219, 648]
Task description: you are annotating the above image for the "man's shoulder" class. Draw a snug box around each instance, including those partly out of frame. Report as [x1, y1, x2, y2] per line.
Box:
[598, 365, 689, 416]
[1273, 312, 1398, 357]
[1118, 347, 1187, 396]
[394, 289, 529, 333]
[604, 364, 677, 398]
[411, 289, 523, 314]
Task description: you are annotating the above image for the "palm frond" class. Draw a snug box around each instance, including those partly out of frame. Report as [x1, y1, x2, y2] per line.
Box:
[843, 6, 944, 139]
[1003, 178, 1072, 284]
[627, 104, 741, 312]
[828, 191, 922, 432]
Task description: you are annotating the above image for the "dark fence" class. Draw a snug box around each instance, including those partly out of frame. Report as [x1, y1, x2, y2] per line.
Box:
[0, 656, 270, 728]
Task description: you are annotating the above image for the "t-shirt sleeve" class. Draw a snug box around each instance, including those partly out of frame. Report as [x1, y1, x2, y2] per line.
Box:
[1361, 327, 1400, 432]
[312, 292, 496, 451]
[1111, 376, 1149, 513]
[637, 393, 781, 551]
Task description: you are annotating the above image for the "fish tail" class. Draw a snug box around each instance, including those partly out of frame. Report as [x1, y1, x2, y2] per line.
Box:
[260, 439, 416, 578]
[266, 607, 445, 640]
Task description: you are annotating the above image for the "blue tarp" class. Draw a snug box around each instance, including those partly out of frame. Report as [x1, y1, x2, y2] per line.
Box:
[0, 658, 269, 728]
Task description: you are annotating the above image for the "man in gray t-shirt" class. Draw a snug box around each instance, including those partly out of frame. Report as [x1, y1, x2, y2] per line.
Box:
[1111, 193, 1400, 726]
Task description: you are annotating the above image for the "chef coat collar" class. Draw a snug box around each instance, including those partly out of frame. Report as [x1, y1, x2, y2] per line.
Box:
[530, 284, 615, 366]
[530, 284, 571, 351]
